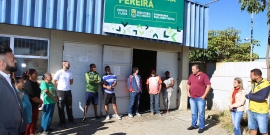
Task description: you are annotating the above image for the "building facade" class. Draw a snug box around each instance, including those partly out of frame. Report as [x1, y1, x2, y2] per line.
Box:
[0, 0, 208, 121]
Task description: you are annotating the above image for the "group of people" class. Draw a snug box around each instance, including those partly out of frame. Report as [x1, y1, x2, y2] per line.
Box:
[81, 64, 175, 121]
[0, 45, 76, 135]
[2, 43, 268, 135]
[0, 44, 176, 135]
[187, 64, 270, 135]
[10, 67, 66, 135]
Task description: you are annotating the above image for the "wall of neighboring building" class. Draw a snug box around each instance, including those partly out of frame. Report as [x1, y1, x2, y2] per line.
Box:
[198, 62, 268, 110]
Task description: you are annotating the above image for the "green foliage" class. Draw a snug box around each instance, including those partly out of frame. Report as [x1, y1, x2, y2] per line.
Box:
[189, 28, 260, 63]
[238, 0, 270, 23]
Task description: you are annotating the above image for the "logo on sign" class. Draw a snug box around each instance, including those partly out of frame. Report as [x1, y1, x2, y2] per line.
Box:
[131, 9, 136, 18]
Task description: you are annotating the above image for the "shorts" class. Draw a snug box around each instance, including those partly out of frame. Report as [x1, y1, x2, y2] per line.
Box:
[248, 110, 269, 134]
[85, 92, 98, 106]
[104, 93, 116, 105]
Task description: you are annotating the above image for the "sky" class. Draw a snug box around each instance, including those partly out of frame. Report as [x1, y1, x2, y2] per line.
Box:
[195, 0, 268, 60]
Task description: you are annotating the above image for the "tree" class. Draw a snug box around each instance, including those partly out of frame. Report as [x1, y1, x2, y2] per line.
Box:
[189, 28, 259, 63]
[238, 0, 270, 80]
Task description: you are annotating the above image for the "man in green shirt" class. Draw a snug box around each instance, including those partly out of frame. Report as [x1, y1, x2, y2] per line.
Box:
[82, 63, 101, 122]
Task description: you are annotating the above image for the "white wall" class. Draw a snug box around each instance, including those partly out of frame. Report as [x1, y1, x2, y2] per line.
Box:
[209, 62, 268, 110]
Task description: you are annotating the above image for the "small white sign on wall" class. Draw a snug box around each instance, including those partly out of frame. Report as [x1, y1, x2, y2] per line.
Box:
[79, 55, 88, 62]
[114, 66, 120, 75]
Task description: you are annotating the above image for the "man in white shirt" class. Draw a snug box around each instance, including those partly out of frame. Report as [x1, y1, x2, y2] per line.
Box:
[53, 60, 76, 128]
[0, 45, 26, 135]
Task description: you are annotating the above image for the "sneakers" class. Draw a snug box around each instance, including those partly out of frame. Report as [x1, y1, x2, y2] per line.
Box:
[82, 117, 87, 123]
[41, 131, 50, 135]
[47, 127, 54, 132]
[198, 128, 205, 133]
[187, 126, 198, 130]
[69, 121, 77, 125]
[106, 115, 110, 120]
[128, 114, 133, 118]
[136, 113, 142, 116]
[95, 116, 102, 120]
[115, 115, 122, 120]
[61, 123, 67, 128]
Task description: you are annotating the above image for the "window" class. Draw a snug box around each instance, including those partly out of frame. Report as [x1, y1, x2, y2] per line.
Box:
[14, 38, 48, 56]
[0, 35, 49, 77]
[0, 36, 10, 47]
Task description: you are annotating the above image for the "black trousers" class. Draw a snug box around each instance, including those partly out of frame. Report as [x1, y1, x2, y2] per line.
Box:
[57, 90, 74, 124]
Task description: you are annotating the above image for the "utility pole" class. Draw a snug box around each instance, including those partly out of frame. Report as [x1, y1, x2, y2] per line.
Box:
[267, 23, 270, 81]
[250, 13, 253, 62]
[266, 0, 270, 81]
[245, 13, 254, 62]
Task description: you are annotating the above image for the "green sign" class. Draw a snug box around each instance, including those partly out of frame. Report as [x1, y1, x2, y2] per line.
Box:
[103, 0, 184, 43]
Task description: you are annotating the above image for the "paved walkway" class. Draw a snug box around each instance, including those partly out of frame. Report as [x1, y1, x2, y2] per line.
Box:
[49, 110, 229, 135]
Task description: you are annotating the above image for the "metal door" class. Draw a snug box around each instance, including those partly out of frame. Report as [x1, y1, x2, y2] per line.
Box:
[102, 45, 133, 114]
[156, 52, 179, 109]
[63, 42, 103, 118]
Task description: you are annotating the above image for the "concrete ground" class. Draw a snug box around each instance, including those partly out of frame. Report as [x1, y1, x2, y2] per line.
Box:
[46, 110, 229, 135]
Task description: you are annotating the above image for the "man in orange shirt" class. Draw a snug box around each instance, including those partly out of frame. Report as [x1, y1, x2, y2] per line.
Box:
[146, 69, 162, 116]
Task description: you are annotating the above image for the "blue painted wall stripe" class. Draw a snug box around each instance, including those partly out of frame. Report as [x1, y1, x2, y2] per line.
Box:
[0, 0, 6, 23]
[199, 6, 204, 48]
[204, 8, 209, 48]
[5, 0, 11, 24]
[34, 0, 42, 27]
[185, 2, 191, 47]
[195, 5, 200, 48]
[190, 3, 195, 48]
[11, 0, 19, 24]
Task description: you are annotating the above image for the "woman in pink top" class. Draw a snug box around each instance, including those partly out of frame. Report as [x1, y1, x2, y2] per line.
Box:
[146, 69, 162, 116]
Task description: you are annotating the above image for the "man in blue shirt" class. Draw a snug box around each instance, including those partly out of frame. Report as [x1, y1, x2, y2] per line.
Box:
[102, 66, 121, 120]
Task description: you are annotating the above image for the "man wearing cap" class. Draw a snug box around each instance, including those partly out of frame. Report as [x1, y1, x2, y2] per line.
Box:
[146, 69, 162, 116]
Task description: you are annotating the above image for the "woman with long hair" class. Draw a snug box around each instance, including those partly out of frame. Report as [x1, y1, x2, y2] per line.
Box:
[228, 77, 247, 135]
[40, 73, 58, 134]
[14, 78, 32, 135]
[22, 69, 43, 135]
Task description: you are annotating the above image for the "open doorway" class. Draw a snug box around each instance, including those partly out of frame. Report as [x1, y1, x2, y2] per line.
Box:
[132, 49, 157, 112]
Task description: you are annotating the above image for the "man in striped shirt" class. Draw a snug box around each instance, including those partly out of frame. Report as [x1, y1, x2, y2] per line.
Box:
[102, 66, 121, 120]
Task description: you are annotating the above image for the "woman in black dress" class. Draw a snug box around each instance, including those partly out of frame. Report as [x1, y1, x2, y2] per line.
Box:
[22, 69, 43, 135]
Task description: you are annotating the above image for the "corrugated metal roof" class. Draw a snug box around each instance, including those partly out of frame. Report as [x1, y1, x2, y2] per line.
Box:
[0, 0, 209, 49]
[185, 0, 209, 49]
[0, 0, 103, 34]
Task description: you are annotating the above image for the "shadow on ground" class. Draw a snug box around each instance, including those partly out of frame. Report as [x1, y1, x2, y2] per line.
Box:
[110, 133, 126, 135]
[47, 117, 120, 135]
[204, 114, 221, 131]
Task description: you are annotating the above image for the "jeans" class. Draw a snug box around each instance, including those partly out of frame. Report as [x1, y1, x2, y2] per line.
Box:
[128, 92, 140, 114]
[231, 110, 244, 135]
[162, 91, 172, 110]
[189, 97, 206, 129]
[42, 103, 55, 131]
[150, 93, 160, 114]
[248, 110, 269, 134]
[57, 90, 74, 124]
